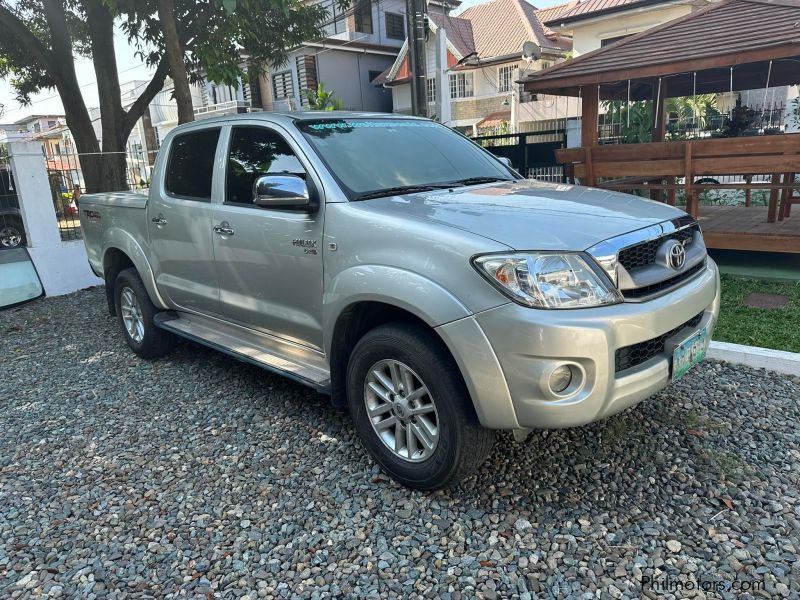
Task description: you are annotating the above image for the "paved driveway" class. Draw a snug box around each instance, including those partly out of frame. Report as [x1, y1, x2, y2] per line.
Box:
[1, 289, 798, 599]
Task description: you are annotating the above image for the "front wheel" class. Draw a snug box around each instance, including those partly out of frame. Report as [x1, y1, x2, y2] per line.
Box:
[113, 268, 176, 358]
[347, 323, 495, 489]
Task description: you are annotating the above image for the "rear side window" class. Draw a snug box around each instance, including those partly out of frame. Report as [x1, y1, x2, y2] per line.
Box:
[165, 129, 221, 200]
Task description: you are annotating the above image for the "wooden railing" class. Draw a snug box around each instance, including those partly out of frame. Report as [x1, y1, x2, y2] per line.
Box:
[555, 135, 800, 221]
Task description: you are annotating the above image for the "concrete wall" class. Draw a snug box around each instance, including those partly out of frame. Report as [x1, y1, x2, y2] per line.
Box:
[278, 48, 394, 112]
[566, 4, 691, 56]
[8, 142, 102, 297]
[317, 51, 394, 111]
[320, 0, 407, 48]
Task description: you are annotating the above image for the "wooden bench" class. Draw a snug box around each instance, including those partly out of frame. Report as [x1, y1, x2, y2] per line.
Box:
[555, 135, 800, 221]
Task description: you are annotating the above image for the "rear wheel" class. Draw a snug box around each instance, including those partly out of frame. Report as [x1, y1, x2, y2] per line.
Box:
[347, 323, 495, 489]
[113, 268, 176, 358]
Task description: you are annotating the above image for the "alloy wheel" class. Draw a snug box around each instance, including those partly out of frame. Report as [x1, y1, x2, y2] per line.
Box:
[120, 286, 145, 343]
[364, 359, 439, 462]
[0, 226, 22, 248]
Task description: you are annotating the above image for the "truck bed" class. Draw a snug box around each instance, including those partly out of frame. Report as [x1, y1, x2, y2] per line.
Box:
[79, 190, 150, 277]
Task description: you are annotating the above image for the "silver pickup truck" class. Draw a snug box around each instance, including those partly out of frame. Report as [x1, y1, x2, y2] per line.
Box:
[80, 112, 719, 489]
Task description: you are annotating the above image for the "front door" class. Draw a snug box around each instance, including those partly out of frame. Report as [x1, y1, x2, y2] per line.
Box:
[148, 127, 222, 315]
[212, 124, 325, 350]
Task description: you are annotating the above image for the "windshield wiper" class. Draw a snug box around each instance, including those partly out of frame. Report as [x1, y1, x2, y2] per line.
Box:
[353, 185, 449, 201]
[443, 176, 514, 187]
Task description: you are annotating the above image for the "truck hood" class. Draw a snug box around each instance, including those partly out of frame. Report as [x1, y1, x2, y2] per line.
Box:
[360, 180, 687, 251]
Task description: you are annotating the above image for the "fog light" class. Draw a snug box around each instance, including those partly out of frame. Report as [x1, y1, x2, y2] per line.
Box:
[548, 365, 573, 394]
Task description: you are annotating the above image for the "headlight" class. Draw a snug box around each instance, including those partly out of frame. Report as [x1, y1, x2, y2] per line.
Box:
[472, 252, 622, 309]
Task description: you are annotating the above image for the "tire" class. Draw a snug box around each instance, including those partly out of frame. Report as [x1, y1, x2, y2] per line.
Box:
[346, 322, 495, 490]
[113, 267, 176, 358]
[0, 219, 25, 249]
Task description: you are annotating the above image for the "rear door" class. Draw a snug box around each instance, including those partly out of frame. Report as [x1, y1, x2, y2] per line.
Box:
[211, 123, 325, 350]
[148, 127, 223, 315]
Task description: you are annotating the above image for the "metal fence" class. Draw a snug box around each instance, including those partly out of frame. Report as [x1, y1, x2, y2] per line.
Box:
[44, 145, 156, 241]
[473, 127, 567, 181]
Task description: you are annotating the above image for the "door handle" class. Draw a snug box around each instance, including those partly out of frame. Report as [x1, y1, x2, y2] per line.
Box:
[213, 225, 235, 236]
[151, 216, 167, 225]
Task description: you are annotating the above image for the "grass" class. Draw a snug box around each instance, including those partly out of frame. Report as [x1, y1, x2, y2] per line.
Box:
[714, 274, 800, 353]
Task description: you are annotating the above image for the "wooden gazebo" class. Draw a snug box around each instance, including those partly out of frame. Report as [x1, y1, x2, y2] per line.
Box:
[522, 0, 800, 252]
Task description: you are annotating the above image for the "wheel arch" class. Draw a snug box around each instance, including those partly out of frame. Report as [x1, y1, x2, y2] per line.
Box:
[101, 232, 167, 315]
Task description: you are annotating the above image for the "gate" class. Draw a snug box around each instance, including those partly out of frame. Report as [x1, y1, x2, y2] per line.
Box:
[472, 125, 567, 182]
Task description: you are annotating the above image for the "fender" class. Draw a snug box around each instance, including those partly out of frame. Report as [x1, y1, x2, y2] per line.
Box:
[101, 227, 169, 309]
[322, 265, 472, 357]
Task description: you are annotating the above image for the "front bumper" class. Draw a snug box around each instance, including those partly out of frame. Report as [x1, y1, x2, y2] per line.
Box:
[437, 259, 720, 430]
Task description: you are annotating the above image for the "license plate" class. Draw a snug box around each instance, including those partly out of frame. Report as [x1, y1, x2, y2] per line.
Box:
[671, 324, 709, 382]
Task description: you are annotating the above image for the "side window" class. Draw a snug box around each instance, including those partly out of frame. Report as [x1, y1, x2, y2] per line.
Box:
[225, 127, 306, 206]
[165, 128, 221, 200]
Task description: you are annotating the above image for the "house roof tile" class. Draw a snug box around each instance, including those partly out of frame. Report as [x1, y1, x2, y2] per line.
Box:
[459, 0, 569, 57]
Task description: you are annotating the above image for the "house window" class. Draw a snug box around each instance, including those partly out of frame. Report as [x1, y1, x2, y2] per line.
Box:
[449, 72, 473, 99]
[426, 78, 436, 104]
[498, 66, 514, 93]
[272, 71, 294, 100]
[385, 12, 405, 40]
[296, 55, 318, 107]
[539, 61, 551, 70]
[354, 0, 373, 34]
[600, 34, 631, 47]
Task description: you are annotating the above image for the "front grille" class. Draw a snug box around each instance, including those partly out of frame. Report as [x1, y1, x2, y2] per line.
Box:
[623, 261, 706, 299]
[618, 224, 698, 272]
[615, 312, 704, 373]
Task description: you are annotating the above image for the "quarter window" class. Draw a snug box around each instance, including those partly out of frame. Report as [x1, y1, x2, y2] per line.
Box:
[165, 128, 221, 200]
[449, 72, 473, 99]
[385, 12, 405, 40]
[225, 127, 306, 206]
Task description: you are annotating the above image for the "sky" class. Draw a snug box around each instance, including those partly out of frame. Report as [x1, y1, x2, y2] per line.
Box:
[0, 0, 567, 123]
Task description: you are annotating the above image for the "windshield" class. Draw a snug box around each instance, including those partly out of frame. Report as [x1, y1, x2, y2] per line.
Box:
[296, 118, 517, 200]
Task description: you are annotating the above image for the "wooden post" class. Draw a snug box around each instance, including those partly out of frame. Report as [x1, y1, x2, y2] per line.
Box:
[768, 173, 781, 223]
[744, 175, 752, 207]
[651, 80, 668, 143]
[581, 85, 599, 148]
[585, 146, 595, 187]
[684, 142, 696, 217]
[650, 80, 668, 202]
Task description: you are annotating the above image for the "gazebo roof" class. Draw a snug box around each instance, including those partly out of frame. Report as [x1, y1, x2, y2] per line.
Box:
[522, 0, 800, 99]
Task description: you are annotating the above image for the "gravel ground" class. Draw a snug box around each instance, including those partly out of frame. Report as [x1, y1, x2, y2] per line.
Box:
[1, 288, 799, 599]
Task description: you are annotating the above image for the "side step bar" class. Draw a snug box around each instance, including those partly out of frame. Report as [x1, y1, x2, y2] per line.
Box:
[154, 312, 331, 393]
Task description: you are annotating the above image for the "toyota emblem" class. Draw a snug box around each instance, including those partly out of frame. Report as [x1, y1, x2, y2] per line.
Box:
[667, 241, 686, 270]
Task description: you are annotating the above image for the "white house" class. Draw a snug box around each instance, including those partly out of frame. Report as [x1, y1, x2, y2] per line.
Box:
[376, 0, 576, 135]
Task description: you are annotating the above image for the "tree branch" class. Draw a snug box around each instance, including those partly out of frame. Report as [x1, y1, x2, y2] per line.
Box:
[0, 3, 55, 73]
[122, 58, 169, 136]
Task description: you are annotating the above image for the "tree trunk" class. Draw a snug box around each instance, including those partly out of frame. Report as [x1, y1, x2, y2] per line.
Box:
[41, 0, 109, 192]
[159, 0, 195, 123]
[85, 0, 129, 191]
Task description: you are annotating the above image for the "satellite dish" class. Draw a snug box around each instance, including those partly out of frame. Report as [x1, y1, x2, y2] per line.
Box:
[522, 41, 541, 61]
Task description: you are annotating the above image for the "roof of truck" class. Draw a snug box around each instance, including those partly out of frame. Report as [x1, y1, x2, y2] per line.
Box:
[177, 111, 424, 128]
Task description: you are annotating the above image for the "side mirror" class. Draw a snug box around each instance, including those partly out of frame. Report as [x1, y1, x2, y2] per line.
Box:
[497, 156, 513, 168]
[253, 174, 317, 210]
